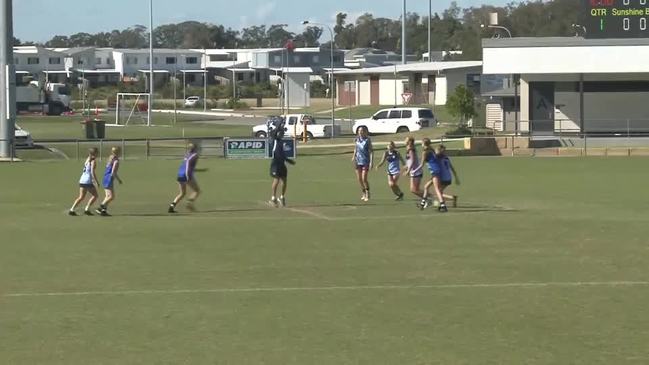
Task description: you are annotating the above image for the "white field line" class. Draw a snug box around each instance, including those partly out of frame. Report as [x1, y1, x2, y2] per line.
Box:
[286, 207, 334, 221]
[5, 281, 649, 299]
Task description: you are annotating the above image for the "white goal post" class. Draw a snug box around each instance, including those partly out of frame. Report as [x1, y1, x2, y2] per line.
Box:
[115, 93, 151, 126]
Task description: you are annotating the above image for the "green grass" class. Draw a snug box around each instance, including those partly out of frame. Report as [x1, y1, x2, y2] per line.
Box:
[17, 114, 251, 141]
[2, 156, 649, 364]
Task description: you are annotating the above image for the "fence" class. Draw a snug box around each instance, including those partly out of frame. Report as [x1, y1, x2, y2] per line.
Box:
[488, 119, 649, 138]
[12, 137, 225, 162]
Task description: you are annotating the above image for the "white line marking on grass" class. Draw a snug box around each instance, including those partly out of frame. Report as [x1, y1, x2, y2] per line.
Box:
[5, 281, 649, 299]
[287, 208, 334, 221]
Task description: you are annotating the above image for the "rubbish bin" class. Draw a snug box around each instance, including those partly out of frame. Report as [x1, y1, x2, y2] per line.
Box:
[256, 94, 263, 108]
[83, 120, 96, 139]
[94, 119, 106, 139]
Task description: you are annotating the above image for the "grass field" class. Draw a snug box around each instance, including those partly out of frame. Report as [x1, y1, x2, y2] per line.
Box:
[2, 156, 649, 364]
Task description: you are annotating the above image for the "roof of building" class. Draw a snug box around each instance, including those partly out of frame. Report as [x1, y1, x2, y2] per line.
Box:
[336, 61, 482, 75]
[483, 37, 649, 48]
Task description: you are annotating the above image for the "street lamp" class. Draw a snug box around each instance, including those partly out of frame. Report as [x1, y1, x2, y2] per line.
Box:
[480, 24, 512, 38]
[302, 20, 336, 139]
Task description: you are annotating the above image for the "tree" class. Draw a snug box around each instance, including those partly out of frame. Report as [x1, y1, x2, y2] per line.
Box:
[446, 85, 477, 125]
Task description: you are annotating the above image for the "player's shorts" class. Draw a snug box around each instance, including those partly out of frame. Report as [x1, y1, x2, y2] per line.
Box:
[410, 173, 423, 179]
[441, 180, 452, 187]
[177, 175, 191, 183]
[356, 164, 370, 171]
[270, 164, 288, 178]
[79, 183, 94, 189]
[388, 172, 400, 178]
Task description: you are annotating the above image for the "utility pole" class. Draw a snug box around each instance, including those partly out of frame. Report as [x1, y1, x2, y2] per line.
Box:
[0, 0, 16, 158]
[402, 0, 407, 64]
[428, 0, 432, 61]
[147, 0, 153, 126]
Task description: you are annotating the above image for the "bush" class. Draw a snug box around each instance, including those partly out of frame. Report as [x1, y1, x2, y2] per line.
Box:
[445, 125, 473, 137]
[446, 85, 477, 125]
[223, 98, 249, 110]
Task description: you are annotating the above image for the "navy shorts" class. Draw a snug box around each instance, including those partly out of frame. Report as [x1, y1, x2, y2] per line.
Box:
[441, 180, 452, 187]
[356, 164, 370, 171]
[270, 164, 288, 179]
[177, 175, 192, 183]
[79, 183, 95, 189]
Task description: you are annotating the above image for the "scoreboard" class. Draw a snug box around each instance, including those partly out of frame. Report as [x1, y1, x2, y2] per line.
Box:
[583, 0, 649, 38]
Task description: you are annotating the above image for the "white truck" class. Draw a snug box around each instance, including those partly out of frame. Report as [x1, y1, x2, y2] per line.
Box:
[252, 114, 340, 139]
[16, 81, 71, 116]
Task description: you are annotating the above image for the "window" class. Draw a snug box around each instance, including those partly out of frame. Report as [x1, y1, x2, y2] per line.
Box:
[14, 58, 19, 65]
[210, 54, 230, 61]
[186, 57, 198, 64]
[273, 55, 282, 64]
[166, 57, 177, 64]
[48, 57, 61, 65]
[312, 55, 320, 63]
[96, 58, 102, 65]
[418, 109, 434, 119]
[107, 58, 111, 65]
[374, 111, 389, 119]
[27, 57, 39, 65]
[187, 74, 196, 83]
[77, 59, 84, 65]
[237, 73, 244, 81]
[388, 110, 402, 119]
[288, 117, 298, 125]
[401, 110, 412, 118]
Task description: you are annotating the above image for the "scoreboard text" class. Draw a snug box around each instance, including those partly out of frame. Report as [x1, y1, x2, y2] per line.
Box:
[583, 0, 649, 38]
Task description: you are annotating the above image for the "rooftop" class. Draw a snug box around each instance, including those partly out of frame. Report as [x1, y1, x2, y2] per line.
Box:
[483, 37, 649, 48]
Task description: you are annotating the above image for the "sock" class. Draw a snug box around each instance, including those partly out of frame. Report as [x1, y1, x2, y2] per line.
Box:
[271, 196, 276, 201]
[170, 202, 176, 207]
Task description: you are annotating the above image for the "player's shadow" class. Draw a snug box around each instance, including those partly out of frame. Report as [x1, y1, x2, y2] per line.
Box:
[452, 205, 520, 213]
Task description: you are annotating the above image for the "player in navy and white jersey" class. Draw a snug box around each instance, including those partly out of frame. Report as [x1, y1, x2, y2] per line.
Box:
[417, 138, 447, 212]
[168, 143, 200, 213]
[402, 136, 424, 199]
[436, 145, 460, 208]
[268, 119, 296, 207]
[352, 126, 374, 202]
[69, 148, 99, 216]
[375, 141, 405, 201]
[96, 147, 123, 216]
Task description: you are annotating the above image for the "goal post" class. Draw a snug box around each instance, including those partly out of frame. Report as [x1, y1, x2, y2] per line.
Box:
[114, 93, 151, 126]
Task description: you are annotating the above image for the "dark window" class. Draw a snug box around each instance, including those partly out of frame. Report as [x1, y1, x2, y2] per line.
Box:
[166, 57, 177, 64]
[418, 109, 434, 118]
[107, 58, 111, 65]
[187, 74, 196, 83]
[556, 81, 649, 93]
[28, 57, 40, 65]
[288, 117, 297, 125]
[374, 111, 389, 119]
[402, 110, 412, 118]
[186, 57, 198, 64]
[388, 110, 402, 119]
[237, 73, 244, 81]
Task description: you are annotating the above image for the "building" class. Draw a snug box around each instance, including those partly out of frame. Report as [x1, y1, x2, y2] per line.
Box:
[334, 61, 482, 107]
[344, 48, 417, 69]
[482, 37, 649, 134]
[13, 46, 67, 84]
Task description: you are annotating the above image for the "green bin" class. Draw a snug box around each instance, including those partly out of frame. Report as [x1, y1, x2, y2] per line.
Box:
[83, 120, 96, 139]
[94, 120, 106, 139]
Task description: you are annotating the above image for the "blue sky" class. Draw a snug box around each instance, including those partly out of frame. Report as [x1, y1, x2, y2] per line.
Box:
[15, 0, 512, 42]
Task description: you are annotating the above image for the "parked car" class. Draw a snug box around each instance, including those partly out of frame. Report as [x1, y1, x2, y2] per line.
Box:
[352, 107, 438, 135]
[14, 125, 33, 148]
[184, 96, 201, 108]
[252, 114, 339, 139]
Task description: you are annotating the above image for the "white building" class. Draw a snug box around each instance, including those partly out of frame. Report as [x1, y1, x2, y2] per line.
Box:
[334, 61, 482, 107]
[482, 37, 649, 134]
[13, 46, 67, 83]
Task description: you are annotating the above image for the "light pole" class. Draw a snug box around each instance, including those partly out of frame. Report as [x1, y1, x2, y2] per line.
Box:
[428, 0, 431, 61]
[203, 48, 207, 112]
[0, 0, 16, 158]
[402, 0, 407, 65]
[147, 0, 153, 126]
[302, 20, 336, 138]
[231, 52, 236, 102]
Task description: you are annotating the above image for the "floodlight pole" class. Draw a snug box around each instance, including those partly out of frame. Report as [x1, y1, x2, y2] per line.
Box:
[0, 0, 16, 158]
[148, 0, 154, 126]
[302, 21, 336, 139]
[402, 0, 407, 65]
[204, 48, 208, 112]
[428, 0, 431, 61]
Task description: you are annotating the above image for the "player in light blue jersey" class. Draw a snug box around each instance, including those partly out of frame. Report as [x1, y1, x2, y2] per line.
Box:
[416, 138, 447, 212]
[352, 126, 374, 202]
[401, 136, 424, 199]
[436, 145, 460, 208]
[169, 143, 200, 213]
[69, 148, 99, 216]
[376, 141, 406, 201]
[96, 147, 123, 216]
